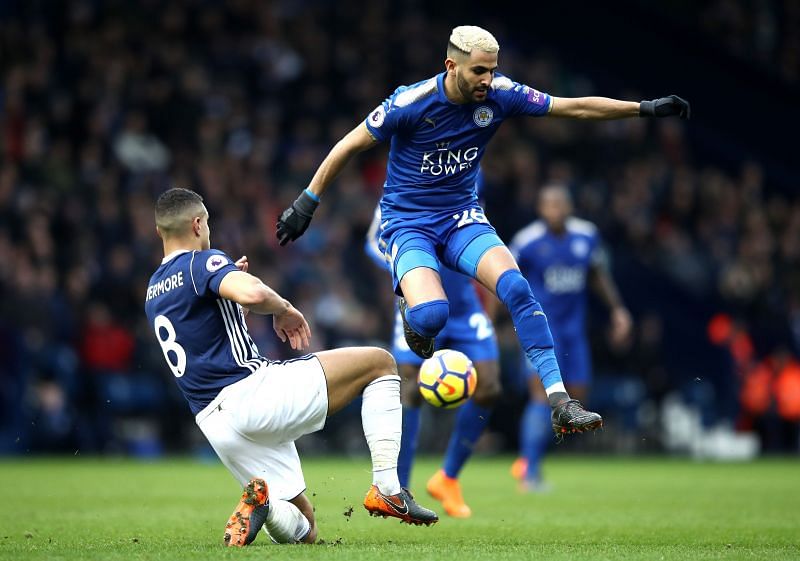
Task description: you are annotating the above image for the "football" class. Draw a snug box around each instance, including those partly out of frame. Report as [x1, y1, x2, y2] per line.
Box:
[418, 349, 478, 409]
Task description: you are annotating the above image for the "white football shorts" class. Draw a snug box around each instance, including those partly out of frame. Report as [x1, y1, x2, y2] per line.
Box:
[195, 355, 329, 500]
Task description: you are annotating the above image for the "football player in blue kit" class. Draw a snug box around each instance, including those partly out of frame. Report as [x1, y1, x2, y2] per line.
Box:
[366, 205, 500, 518]
[277, 25, 689, 436]
[144, 188, 438, 548]
[509, 185, 632, 490]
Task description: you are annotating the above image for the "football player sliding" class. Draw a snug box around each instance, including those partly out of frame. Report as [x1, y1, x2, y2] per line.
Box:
[145, 189, 438, 548]
[277, 25, 689, 436]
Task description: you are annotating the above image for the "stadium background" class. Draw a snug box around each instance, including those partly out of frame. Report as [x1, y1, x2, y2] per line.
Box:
[1, 0, 799, 460]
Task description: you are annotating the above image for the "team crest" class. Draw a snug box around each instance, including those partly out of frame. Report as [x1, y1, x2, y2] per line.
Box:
[473, 106, 493, 127]
[206, 255, 228, 272]
[368, 105, 386, 128]
[571, 238, 589, 258]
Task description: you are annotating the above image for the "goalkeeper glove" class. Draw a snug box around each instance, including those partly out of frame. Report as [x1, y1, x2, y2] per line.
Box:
[277, 190, 319, 246]
[640, 95, 690, 119]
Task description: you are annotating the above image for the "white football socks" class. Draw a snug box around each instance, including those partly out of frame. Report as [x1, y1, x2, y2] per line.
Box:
[361, 374, 402, 496]
[263, 498, 311, 544]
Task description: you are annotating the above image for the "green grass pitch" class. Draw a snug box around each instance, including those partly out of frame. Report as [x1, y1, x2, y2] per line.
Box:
[1, 456, 798, 560]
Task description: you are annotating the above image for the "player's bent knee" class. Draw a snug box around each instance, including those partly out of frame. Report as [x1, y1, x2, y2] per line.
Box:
[405, 299, 449, 337]
[360, 347, 397, 384]
[496, 269, 534, 308]
[372, 347, 397, 376]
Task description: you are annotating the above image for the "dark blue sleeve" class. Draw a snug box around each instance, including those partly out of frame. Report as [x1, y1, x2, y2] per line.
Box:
[189, 250, 239, 297]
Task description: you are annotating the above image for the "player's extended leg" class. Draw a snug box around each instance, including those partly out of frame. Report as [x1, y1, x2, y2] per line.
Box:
[315, 347, 438, 525]
[474, 245, 602, 434]
[428, 358, 501, 518]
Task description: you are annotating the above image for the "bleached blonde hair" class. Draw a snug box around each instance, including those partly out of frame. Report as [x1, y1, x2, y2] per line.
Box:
[447, 26, 499, 58]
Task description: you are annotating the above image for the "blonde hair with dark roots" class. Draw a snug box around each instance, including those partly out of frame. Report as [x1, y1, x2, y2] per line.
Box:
[447, 25, 499, 60]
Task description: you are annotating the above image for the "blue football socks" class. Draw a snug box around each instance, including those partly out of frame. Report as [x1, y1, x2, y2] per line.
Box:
[521, 400, 552, 482]
[397, 406, 421, 488]
[442, 400, 492, 479]
[405, 299, 449, 337]
[495, 270, 564, 396]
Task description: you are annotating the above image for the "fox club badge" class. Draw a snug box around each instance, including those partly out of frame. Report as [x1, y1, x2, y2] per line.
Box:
[473, 106, 493, 127]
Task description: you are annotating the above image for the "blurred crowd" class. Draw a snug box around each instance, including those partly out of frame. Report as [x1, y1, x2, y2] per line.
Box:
[698, 0, 799, 84]
[1, 0, 798, 456]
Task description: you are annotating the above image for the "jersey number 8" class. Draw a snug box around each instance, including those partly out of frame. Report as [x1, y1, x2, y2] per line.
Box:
[154, 315, 187, 377]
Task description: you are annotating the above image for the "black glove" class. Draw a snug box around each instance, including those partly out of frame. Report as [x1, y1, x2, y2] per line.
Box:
[640, 95, 690, 119]
[276, 190, 319, 246]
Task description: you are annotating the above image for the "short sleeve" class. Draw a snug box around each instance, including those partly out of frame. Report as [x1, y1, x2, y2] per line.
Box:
[189, 250, 239, 297]
[364, 91, 409, 142]
[500, 79, 553, 117]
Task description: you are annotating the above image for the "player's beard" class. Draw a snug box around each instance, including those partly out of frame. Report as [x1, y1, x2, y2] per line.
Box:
[456, 72, 486, 103]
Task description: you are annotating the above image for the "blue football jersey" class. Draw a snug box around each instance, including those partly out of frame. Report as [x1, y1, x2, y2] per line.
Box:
[364, 72, 551, 219]
[510, 218, 600, 338]
[144, 249, 268, 415]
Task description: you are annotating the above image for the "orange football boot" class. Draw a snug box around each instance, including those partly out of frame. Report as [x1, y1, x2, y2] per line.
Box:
[363, 485, 438, 526]
[223, 478, 270, 547]
[426, 469, 471, 518]
[510, 457, 528, 481]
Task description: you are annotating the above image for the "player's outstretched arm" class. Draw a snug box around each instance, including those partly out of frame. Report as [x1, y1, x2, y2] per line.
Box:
[276, 123, 377, 246]
[218, 271, 311, 349]
[549, 95, 690, 120]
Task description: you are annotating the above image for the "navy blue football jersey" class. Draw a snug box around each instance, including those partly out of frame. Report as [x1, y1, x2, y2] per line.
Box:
[144, 249, 268, 415]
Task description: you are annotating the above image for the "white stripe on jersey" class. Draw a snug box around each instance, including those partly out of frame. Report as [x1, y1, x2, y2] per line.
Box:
[234, 301, 262, 359]
[566, 217, 598, 236]
[491, 75, 514, 91]
[189, 250, 200, 296]
[509, 220, 547, 258]
[393, 77, 437, 108]
[217, 300, 262, 372]
[221, 299, 263, 370]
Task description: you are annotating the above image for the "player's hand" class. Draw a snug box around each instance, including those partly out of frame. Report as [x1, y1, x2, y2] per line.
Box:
[639, 95, 690, 119]
[609, 307, 633, 348]
[235, 255, 249, 273]
[276, 190, 319, 246]
[273, 303, 312, 350]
